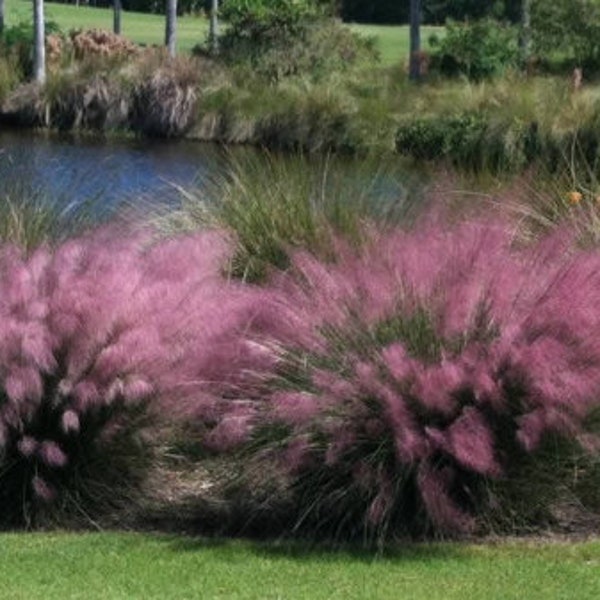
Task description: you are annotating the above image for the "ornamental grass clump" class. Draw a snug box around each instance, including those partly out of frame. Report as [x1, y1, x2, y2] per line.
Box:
[0, 157, 101, 253]
[0, 224, 274, 527]
[155, 151, 419, 282]
[222, 217, 600, 541]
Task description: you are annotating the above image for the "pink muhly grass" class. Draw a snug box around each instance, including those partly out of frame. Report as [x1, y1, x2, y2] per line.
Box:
[460, 353, 501, 408]
[0, 223, 279, 522]
[272, 391, 321, 426]
[17, 436, 38, 458]
[4, 367, 43, 404]
[311, 369, 356, 399]
[281, 435, 313, 474]
[61, 410, 80, 434]
[122, 378, 154, 402]
[412, 360, 464, 416]
[31, 476, 56, 502]
[241, 215, 600, 535]
[366, 475, 394, 526]
[71, 381, 101, 412]
[447, 408, 499, 476]
[364, 376, 425, 463]
[381, 343, 415, 383]
[38, 440, 68, 468]
[0, 424, 7, 451]
[204, 402, 257, 451]
[324, 428, 357, 466]
[417, 464, 474, 533]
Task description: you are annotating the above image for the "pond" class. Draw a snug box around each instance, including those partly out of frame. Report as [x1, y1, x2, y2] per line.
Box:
[0, 129, 227, 212]
[0, 128, 426, 223]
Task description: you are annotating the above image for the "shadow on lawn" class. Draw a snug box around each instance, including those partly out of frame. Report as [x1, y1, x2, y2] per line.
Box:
[139, 487, 467, 560]
[162, 530, 462, 563]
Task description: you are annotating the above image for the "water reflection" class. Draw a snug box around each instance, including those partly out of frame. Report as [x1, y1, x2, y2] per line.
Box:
[0, 130, 426, 223]
[0, 130, 226, 213]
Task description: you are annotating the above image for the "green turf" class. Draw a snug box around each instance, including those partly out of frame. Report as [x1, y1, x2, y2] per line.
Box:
[0, 532, 599, 599]
[348, 23, 441, 65]
[3, 0, 441, 64]
[5, 0, 209, 52]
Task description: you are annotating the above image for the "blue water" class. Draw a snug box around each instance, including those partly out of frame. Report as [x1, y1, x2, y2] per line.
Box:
[0, 129, 424, 224]
[0, 130, 225, 212]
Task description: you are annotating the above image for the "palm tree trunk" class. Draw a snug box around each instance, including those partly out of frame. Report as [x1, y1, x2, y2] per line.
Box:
[113, 0, 122, 35]
[520, 0, 532, 65]
[165, 0, 177, 58]
[409, 0, 422, 81]
[209, 0, 219, 54]
[33, 0, 46, 84]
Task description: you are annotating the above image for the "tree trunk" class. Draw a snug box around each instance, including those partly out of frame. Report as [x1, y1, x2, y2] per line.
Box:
[113, 0, 122, 35]
[0, 0, 5, 35]
[519, 0, 532, 65]
[33, 0, 46, 85]
[409, 0, 422, 81]
[209, 0, 219, 54]
[165, 0, 177, 58]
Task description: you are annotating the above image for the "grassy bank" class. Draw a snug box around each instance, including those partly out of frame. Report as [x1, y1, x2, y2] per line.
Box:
[2, 27, 595, 172]
[0, 532, 599, 599]
[3, 1, 595, 173]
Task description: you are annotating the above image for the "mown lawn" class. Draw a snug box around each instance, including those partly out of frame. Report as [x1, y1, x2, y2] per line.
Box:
[6, 0, 209, 52]
[4, 0, 441, 64]
[1, 532, 599, 599]
[347, 23, 441, 65]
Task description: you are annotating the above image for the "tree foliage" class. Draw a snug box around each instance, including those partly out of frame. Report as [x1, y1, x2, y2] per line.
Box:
[531, 0, 600, 71]
[218, 0, 377, 81]
[339, 0, 522, 24]
[429, 18, 519, 80]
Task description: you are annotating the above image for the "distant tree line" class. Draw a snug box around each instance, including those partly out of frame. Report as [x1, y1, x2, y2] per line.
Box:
[48, 0, 524, 23]
[48, 0, 205, 16]
[339, 0, 523, 24]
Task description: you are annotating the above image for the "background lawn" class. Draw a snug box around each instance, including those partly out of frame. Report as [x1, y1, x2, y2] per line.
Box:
[0, 532, 599, 599]
[347, 23, 440, 65]
[3, 0, 441, 65]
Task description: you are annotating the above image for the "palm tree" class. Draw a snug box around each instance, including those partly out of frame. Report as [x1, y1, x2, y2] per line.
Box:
[209, 0, 219, 54]
[114, 0, 122, 35]
[520, 0, 532, 65]
[165, 0, 177, 57]
[409, 0, 422, 81]
[33, 0, 46, 84]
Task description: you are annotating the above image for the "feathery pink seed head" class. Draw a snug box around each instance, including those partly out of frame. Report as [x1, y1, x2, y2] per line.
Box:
[61, 410, 80, 434]
[31, 476, 56, 502]
[17, 436, 38, 458]
[38, 440, 68, 468]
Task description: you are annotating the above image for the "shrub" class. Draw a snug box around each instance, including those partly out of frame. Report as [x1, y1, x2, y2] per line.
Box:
[0, 225, 274, 526]
[221, 0, 322, 35]
[218, 0, 377, 81]
[69, 29, 139, 61]
[531, 0, 600, 72]
[210, 217, 600, 541]
[0, 20, 62, 78]
[395, 112, 533, 172]
[395, 114, 483, 161]
[429, 19, 519, 81]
